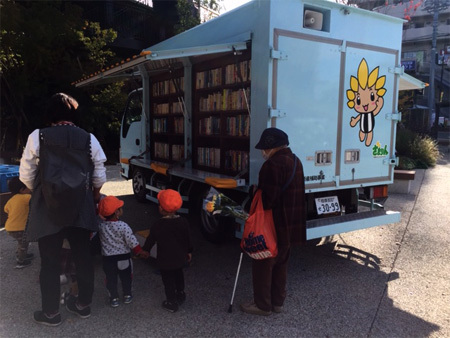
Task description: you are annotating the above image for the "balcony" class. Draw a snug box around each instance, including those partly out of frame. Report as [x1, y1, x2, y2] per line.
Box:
[403, 24, 450, 43]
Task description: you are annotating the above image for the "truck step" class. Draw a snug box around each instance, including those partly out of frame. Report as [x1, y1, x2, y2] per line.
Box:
[306, 210, 400, 240]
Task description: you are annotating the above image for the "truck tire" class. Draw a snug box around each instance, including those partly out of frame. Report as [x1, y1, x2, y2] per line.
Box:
[132, 168, 148, 202]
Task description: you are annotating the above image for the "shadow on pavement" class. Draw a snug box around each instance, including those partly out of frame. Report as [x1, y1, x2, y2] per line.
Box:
[284, 241, 440, 337]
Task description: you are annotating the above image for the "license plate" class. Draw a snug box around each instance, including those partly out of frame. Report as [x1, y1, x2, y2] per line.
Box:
[315, 196, 340, 215]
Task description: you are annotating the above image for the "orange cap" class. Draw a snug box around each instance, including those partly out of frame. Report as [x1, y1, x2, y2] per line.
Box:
[157, 189, 182, 213]
[98, 196, 124, 217]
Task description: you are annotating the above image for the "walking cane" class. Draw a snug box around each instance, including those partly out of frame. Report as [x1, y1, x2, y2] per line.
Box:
[228, 252, 243, 313]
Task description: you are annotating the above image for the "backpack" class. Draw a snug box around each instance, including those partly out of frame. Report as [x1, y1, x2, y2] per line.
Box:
[39, 125, 94, 225]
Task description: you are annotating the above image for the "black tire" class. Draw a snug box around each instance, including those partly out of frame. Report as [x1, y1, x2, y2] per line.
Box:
[132, 168, 148, 202]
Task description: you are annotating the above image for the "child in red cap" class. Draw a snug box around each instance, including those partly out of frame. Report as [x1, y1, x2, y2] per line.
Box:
[142, 189, 193, 313]
[97, 196, 144, 308]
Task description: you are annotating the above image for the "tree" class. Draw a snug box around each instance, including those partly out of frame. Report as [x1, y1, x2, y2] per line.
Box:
[0, 0, 122, 159]
[76, 21, 117, 72]
[202, 0, 221, 12]
[174, 0, 201, 34]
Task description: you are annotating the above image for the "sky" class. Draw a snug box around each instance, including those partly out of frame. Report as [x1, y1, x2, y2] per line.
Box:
[221, 0, 252, 13]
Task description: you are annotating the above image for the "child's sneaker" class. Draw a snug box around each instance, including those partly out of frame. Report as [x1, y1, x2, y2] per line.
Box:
[123, 295, 133, 304]
[15, 260, 32, 269]
[66, 297, 91, 318]
[176, 291, 186, 305]
[17, 253, 34, 262]
[60, 292, 69, 305]
[33, 311, 62, 326]
[110, 298, 120, 308]
[162, 300, 178, 313]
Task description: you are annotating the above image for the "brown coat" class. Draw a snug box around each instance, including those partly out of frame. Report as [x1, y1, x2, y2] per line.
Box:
[258, 147, 306, 246]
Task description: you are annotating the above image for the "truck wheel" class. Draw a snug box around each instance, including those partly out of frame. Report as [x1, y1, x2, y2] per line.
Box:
[132, 168, 148, 202]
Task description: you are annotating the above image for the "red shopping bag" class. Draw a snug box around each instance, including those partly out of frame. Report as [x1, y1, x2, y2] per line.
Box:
[240, 190, 278, 259]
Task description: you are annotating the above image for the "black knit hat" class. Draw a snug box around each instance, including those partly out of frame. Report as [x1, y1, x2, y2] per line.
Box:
[255, 128, 289, 150]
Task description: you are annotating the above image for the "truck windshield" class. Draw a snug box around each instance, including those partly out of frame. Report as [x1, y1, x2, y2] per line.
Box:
[122, 91, 142, 138]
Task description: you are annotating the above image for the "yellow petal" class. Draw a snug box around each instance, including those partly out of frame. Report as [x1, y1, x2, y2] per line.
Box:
[368, 67, 379, 88]
[376, 75, 386, 90]
[346, 89, 355, 100]
[350, 76, 359, 92]
[377, 88, 386, 97]
[358, 59, 368, 90]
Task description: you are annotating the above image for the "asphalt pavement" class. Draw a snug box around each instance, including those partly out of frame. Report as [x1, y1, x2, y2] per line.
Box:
[0, 147, 449, 337]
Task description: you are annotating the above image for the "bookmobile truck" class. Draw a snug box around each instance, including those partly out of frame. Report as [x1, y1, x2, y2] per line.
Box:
[74, 0, 425, 242]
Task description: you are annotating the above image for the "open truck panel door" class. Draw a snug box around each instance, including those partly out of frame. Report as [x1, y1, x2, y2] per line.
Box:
[120, 89, 144, 173]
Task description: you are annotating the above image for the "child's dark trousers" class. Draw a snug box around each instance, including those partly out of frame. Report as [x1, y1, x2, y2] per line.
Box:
[102, 253, 133, 299]
[160, 268, 184, 303]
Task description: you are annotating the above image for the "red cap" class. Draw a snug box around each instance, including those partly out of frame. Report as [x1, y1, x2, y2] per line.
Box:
[98, 196, 124, 217]
[157, 189, 182, 213]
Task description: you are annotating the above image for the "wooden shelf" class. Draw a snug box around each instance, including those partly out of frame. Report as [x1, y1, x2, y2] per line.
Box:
[192, 51, 251, 178]
[150, 69, 185, 164]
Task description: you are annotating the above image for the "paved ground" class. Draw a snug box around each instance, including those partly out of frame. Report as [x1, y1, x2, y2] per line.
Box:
[0, 147, 448, 337]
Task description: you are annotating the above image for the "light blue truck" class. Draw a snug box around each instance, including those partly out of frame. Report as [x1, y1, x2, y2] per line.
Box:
[75, 0, 425, 242]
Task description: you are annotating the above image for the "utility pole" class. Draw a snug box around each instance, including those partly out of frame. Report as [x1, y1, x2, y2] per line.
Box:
[424, 0, 449, 131]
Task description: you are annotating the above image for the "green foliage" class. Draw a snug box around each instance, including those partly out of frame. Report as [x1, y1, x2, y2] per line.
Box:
[0, 1, 121, 155]
[397, 156, 416, 170]
[76, 21, 117, 71]
[87, 82, 127, 146]
[175, 0, 201, 34]
[409, 134, 441, 168]
[396, 128, 442, 169]
[0, 30, 24, 71]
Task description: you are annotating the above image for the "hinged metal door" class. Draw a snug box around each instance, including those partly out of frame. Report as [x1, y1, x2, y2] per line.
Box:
[272, 29, 343, 189]
[339, 44, 399, 186]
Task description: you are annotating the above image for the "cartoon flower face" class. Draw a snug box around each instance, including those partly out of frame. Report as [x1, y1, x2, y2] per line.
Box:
[346, 58, 386, 112]
[353, 85, 380, 114]
[347, 58, 387, 147]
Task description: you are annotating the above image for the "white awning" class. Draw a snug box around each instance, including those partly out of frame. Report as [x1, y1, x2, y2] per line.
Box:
[74, 40, 248, 88]
[399, 72, 427, 91]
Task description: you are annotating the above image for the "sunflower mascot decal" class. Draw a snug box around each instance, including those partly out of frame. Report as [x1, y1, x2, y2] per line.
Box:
[347, 58, 386, 147]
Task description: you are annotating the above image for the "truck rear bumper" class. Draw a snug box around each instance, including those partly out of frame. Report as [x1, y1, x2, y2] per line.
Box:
[306, 210, 401, 240]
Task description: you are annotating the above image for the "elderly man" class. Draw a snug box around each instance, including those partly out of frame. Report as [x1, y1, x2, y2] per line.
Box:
[20, 93, 107, 326]
[241, 127, 306, 316]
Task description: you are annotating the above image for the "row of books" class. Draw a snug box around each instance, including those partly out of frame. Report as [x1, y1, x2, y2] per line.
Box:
[198, 116, 221, 135]
[174, 117, 184, 134]
[199, 88, 251, 112]
[153, 118, 168, 133]
[152, 77, 184, 96]
[224, 150, 249, 172]
[225, 60, 251, 84]
[154, 102, 183, 115]
[197, 147, 221, 168]
[154, 142, 169, 159]
[195, 67, 222, 89]
[153, 117, 184, 134]
[195, 61, 251, 89]
[172, 144, 184, 161]
[154, 142, 184, 161]
[226, 115, 250, 137]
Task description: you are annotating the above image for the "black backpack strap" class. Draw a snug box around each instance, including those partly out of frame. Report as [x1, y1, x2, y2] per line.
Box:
[282, 154, 297, 192]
